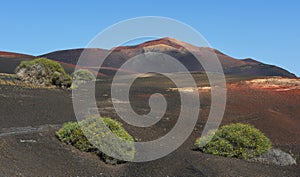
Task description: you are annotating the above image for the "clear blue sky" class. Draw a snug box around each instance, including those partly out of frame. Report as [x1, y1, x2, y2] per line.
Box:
[0, 0, 299, 76]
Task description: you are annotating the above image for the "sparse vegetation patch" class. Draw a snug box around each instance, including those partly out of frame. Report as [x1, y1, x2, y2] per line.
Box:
[70, 69, 95, 89]
[15, 58, 72, 88]
[56, 116, 135, 164]
[195, 123, 272, 159]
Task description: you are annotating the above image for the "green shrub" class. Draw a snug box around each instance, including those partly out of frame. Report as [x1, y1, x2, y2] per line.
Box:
[56, 116, 135, 164]
[16, 58, 65, 74]
[70, 69, 95, 89]
[56, 121, 96, 152]
[15, 58, 72, 88]
[72, 69, 96, 81]
[52, 71, 72, 88]
[195, 123, 272, 159]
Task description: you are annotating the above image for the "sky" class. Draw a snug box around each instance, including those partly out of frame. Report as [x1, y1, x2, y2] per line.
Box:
[0, 0, 299, 76]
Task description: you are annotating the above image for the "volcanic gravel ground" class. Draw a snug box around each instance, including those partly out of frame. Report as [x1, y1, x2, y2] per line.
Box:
[0, 74, 299, 176]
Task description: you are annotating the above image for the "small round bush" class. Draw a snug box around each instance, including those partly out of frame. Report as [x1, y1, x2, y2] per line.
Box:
[72, 69, 95, 81]
[195, 123, 272, 159]
[16, 58, 65, 73]
[56, 122, 95, 152]
[71, 69, 95, 89]
[52, 71, 72, 88]
[15, 58, 71, 88]
[56, 116, 135, 164]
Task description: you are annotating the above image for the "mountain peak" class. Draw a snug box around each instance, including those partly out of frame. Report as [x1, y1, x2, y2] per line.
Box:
[113, 37, 187, 51]
[159, 37, 184, 43]
[131, 37, 200, 52]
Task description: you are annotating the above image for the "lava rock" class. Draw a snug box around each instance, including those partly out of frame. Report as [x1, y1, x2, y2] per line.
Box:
[252, 149, 297, 166]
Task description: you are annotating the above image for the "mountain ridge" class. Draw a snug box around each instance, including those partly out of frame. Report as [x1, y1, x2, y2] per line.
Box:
[0, 37, 297, 78]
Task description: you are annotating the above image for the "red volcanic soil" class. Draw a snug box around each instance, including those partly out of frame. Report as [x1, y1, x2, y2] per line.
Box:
[225, 82, 300, 145]
[114, 37, 186, 51]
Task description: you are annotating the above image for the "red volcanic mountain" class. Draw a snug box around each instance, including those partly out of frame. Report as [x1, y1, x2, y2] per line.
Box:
[0, 37, 297, 77]
[39, 37, 296, 77]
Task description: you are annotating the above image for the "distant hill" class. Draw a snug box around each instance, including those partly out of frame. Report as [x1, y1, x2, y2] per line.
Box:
[0, 52, 34, 74]
[0, 52, 75, 74]
[0, 37, 296, 78]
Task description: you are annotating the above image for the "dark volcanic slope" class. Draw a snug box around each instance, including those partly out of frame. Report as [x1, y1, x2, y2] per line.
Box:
[0, 57, 32, 74]
[40, 48, 108, 66]
[40, 37, 296, 78]
[0, 52, 35, 74]
[0, 51, 34, 59]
